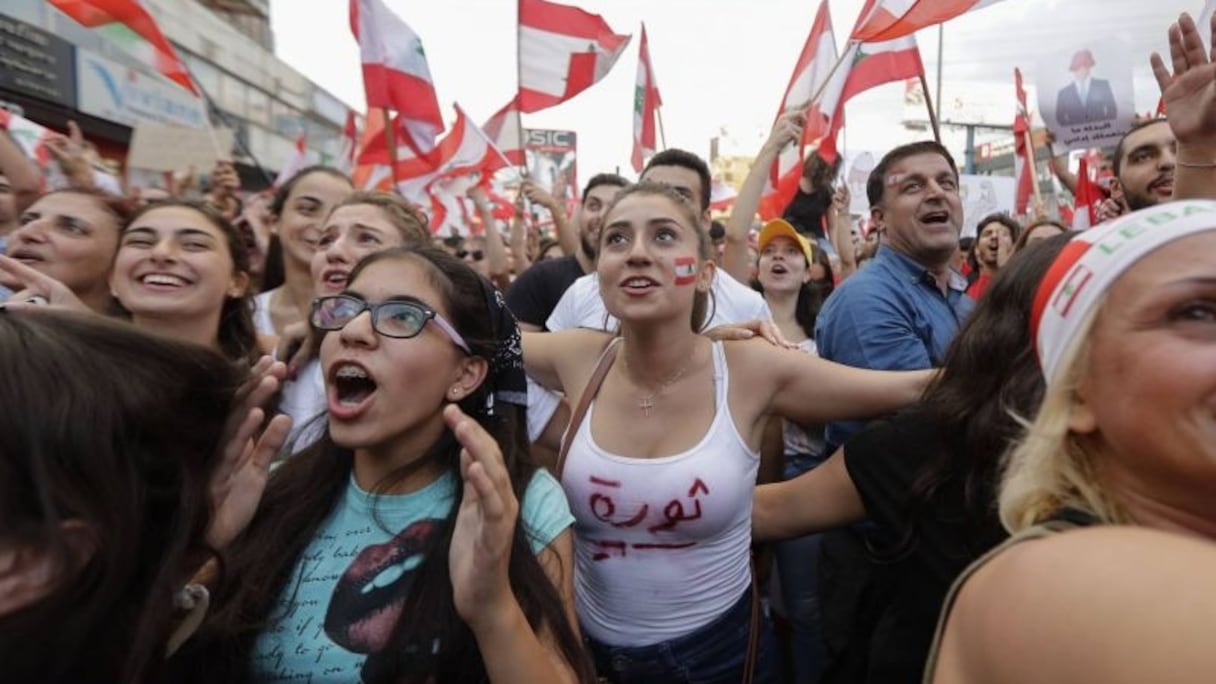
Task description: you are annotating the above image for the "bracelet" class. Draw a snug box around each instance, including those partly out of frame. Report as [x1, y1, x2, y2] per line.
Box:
[1175, 158, 1216, 169]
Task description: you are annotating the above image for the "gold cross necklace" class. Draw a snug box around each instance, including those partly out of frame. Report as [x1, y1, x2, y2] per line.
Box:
[622, 345, 696, 417]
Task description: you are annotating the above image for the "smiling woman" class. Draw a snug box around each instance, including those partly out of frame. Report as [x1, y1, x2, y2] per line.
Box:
[111, 200, 258, 366]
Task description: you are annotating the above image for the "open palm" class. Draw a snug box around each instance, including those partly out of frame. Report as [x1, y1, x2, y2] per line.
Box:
[445, 404, 518, 627]
[1152, 12, 1216, 148]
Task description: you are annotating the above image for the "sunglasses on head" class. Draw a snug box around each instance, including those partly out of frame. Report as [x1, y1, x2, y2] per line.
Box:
[309, 294, 471, 353]
[457, 249, 485, 262]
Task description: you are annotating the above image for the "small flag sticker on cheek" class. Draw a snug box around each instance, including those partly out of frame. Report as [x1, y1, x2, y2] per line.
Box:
[674, 256, 698, 285]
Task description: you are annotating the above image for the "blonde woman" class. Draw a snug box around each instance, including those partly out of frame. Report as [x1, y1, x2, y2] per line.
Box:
[925, 200, 1216, 683]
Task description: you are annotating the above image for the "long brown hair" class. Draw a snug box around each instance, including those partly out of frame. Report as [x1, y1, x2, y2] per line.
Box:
[0, 310, 243, 683]
[886, 232, 1075, 558]
[172, 246, 594, 683]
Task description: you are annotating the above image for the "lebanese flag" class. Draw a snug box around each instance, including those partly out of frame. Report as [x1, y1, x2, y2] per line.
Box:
[428, 177, 479, 236]
[817, 0, 925, 164]
[1071, 157, 1100, 230]
[760, 0, 837, 219]
[710, 179, 738, 212]
[852, 0, 1008, 43]
[517, 0, 631, 113]
[483, 96, 526, 166]
[47, 0, 198, 96]
[1013, 67, 1035, 215]
[350, 0, 444, 154]
[274, 131, 308, 188]
[393, 104, 513, 205]
[630, 23, 663, 173]
[0, 111, 55, 169]
[351, 109, 394, 190]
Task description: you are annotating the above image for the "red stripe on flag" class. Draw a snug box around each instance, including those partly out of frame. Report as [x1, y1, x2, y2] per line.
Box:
[361, 65, 444, 123]
[519, 0, 629, 48]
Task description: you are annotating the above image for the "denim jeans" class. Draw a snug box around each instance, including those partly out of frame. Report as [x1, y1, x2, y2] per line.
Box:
[585, 589, 780, 684]
[776, 452, 829, 683]
[776, 533, 827, 683]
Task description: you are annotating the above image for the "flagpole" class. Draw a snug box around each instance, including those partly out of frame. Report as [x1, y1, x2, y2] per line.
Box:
[1022, 126, 1043, 210]
[382, 107, 399, 186]
[514, 0, 535, 231]
[918, 72, 942, 144]
[800, 41, 856, 117]
[935, 25, 945, 123]
[656, 107, 668, 150]
[185, 70, 276, 187]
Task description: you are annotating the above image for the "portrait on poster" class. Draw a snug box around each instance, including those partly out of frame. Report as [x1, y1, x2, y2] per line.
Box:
[1037, 41, 1133, 152]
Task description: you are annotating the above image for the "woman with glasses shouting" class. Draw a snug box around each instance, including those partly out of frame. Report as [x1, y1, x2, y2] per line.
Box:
[170, 245, 595, 684]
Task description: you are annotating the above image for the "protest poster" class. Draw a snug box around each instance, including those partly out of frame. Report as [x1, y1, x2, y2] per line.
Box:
[1037, 40, 1134, 152]
[127, 122, 233, 173]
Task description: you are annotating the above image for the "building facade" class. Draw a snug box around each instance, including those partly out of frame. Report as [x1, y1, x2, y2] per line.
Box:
[0, 0, 352, 189]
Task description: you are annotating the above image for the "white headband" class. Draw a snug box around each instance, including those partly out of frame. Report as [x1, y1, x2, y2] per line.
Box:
[1032, 200, 1216, 383]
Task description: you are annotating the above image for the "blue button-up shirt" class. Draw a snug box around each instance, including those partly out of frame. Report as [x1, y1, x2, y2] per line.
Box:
[815, 245, 974, 450]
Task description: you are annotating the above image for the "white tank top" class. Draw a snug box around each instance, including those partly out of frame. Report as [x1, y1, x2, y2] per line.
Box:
[563, 341, 758, 646]
[252, 290, 276, 337]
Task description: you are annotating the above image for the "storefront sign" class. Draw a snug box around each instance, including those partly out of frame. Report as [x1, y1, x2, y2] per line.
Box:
[0, 15, 76, 107]
[76, 49, 207, 129]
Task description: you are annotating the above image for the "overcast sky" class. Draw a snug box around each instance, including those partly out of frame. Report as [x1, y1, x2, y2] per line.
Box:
[269, 0, 1201, 179]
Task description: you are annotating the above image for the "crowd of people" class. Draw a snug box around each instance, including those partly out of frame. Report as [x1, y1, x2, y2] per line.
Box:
[2, 9, 1216, 684]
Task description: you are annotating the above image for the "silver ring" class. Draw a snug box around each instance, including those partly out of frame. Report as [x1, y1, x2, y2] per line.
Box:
[27, 294, 48, 306]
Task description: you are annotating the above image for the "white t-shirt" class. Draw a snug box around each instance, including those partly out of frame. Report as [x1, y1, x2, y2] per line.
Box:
[545, 271, 771, 332]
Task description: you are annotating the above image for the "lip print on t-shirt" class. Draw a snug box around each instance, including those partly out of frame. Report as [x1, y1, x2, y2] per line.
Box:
[324, 518, 443, 655]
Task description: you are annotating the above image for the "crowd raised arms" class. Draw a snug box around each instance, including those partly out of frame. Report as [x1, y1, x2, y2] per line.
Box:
[6, 6, 1216, 684]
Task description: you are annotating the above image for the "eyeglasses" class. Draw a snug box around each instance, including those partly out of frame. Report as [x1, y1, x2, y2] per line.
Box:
[310, 294, 471, 353]
[457, 249, 484, 262]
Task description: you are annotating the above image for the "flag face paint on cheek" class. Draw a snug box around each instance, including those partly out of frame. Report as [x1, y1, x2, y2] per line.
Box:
[674, 256, 698, 285]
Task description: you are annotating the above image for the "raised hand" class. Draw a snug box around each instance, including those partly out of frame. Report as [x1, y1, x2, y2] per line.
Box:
[520, 179, 559, 211]
[0, 254, 90, 311]
[762, 110, 806, 155]
[207, 356, 292, 549]
[1151, 12, 1216, 154]
[45, 120, 91, 184]
[832, 184, 851, 216]
[446, 403, 519, 629]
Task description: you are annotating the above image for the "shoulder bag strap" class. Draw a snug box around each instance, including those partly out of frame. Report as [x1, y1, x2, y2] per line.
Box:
[554, 337, 622, 480]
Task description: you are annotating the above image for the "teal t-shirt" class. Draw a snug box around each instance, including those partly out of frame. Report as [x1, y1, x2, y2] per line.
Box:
[251, 468, 573, 683]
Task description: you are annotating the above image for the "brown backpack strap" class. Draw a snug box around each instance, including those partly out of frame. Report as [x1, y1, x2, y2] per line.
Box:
[555, 337, 621, 480]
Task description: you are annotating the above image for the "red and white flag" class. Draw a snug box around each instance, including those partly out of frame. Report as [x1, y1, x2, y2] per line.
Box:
[336, 110, 359, 173]
[393, 104, 513, 204]
[428, 178, 478, 236]
[350, 0, 444, 154]
[760, 0, 837, 219]
[274, 131, 308, 188]
[852, 0, 1008, 43]
[47, 0, 198, 96]
[1013, 67, 1035, 215]
[0, 111, 55, 169]
[1071, 157, 1100, 230]
[517, 0, 631, 113]
[352, 109, 394, 191]
[630, 23, 663, 173]
[710, 179, 738, 212]
[817, 0, 925, 163]
[482, 96, 526, 166]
